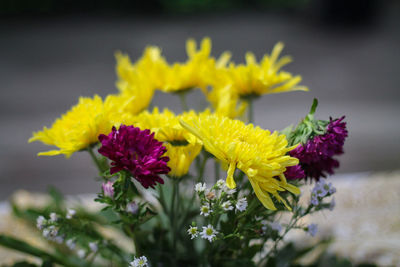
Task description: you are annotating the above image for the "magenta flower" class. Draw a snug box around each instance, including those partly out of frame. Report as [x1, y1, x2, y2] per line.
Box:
[98, 125, 170, 188]
[102, 181, 114, 198]
[284, 165, 305, 180]
[286, 116, 347, 181]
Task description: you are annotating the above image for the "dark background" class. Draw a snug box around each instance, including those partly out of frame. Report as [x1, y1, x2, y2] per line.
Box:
[1, 0, 399, 200]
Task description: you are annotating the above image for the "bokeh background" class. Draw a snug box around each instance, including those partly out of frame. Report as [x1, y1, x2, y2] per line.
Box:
[1, 0, 399, 200]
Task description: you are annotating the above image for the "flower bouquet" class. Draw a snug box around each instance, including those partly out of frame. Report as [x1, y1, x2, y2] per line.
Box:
[0, 38, 348, 267]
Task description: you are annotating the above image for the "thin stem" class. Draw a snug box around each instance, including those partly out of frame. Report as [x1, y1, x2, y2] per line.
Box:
[87, 147, 103, 173]
[178, 92, 189, 111]
[247, 98, 254, 123]
[214, 161, 220, 184]
[168, 179, 180, 266]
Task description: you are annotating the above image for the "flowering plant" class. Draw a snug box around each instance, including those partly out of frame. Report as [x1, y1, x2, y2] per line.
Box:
[0, 38, 348, 267]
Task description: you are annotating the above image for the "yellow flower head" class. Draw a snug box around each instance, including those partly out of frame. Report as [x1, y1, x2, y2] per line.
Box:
[227, 42, 308, 98]
[180, 114, 300, 210]
[132, 108, 202, 177]
[115, 48, 166, 114]
[160, 37, 222, 93]
[29, 95, 130, 158]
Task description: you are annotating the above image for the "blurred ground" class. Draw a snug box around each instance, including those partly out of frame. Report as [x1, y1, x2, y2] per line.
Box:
[0, 7, 399, 200]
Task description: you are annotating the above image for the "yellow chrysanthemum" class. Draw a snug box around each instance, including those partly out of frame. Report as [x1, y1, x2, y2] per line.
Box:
[160, 37, 229, 93]
[29, 95, 132, 158]
[132, 108, 202, 177]
[226, 42, 308, 98]
[180, 114, 300, 210]
[115, 48, 165, 114]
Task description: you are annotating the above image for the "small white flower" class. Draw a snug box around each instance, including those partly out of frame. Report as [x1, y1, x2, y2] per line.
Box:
[222, 185, 236, 195]
[200, 204, 212, 217]
[77, 249, 86, 259]
[42, 228, 51, 238]
[129, 256, 148, 267]
[89, 242, 98, 253]
[49, 212, 58, 223]
[126, 201, 139, 214]
[236, 197, 248, 212]
[194, 183, 206, 193]
[329, 197, 336, 211]
[187, 226, 198, 239]
[54, 235, 64, 244]
[254, 216, 263, 221]
[36, 216, 46, 230]
[221, 201, 233, 211]
[200, 224, 218, 242]
[215, 179, 225, 189]
[66, 239, 76, 250]
[66, 209, 76, 219]
[307, 223, 318, 237]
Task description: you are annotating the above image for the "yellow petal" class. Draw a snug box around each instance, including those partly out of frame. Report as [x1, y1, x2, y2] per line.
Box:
[226, 162, 237, 189]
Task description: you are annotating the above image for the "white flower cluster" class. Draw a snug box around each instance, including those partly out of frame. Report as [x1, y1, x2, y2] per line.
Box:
[187, 224, 218, 243]
[36, 210, 100, 259]
[37, 214, 64, 243]
[129, 256, 148, 267]
[310, 179, 336, 209]
[195, 180, 247, 218]
[189, 179, 249, 243]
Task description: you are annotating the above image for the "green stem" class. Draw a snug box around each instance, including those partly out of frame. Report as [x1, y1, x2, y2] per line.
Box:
[214, 161, 220, 184]
[178, 92, 189, 111]
[87, 147, 103, 172]
[170, 179, 179, 266]
[247, 98, 254, 123]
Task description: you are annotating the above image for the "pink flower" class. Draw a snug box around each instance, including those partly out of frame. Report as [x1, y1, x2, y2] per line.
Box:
[98, 125, 170, 188]
[102, 181, 114, 198]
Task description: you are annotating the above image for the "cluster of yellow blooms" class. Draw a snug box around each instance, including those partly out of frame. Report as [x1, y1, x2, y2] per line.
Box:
[29, 38, 308, 210]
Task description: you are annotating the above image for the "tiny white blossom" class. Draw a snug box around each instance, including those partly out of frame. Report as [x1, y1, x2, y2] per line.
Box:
[221, 201, 234, 211]
[66, 209, 76, 219]
[200, 204, 212, 217]
[215, 179, 225, 189]
[126, 201, 139, 214]
[36, 216, 46, 230]
[236, 197, 248, 212]
[222, 185, 236, 195]
[329, 197, 336, 211]
[77, 249, 86, 259]
[49, 212, 58, 223]
[54, 235, 64, 244]
[89, 242, 98, 253]
[200, 224, 218, 242]
[205, 189, 216, 200]
[66, 239, 76, 250]
[42, 228, 51, 238]
[307, 223, 318, 237]
[129, 256, 148, 267]
[195, 183, 206, 193]
[187, 226, 198, 239]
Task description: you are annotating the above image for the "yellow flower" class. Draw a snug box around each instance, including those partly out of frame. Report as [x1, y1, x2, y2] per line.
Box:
[160, 37, 226, 93]
[115, 48, 166, 114]
[132, 108, 202, 177]
[180, 114, 300, 210]
[226, 42, 308, 98]
[29, 95, 131, 157]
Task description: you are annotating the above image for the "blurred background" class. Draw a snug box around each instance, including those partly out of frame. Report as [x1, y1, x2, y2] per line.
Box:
[0, 0, 400, 200]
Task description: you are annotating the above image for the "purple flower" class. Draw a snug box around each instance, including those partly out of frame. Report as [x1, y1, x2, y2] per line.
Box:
[284, 165, 305, 180]
[102, 181, 114, 198]
[289, 117, 347, 180]
[98, 125, 170, 188]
